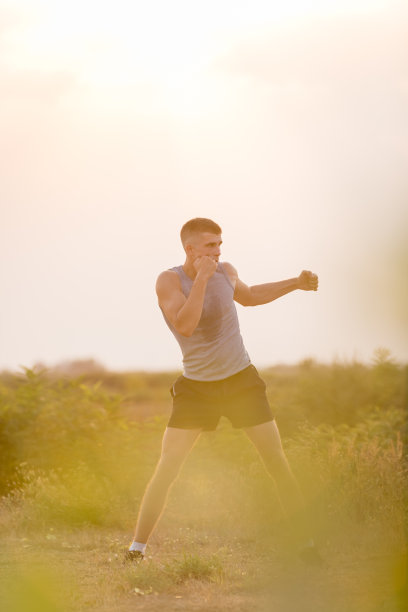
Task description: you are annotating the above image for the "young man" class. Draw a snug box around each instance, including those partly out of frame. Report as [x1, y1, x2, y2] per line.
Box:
[127, 218, 320, 564]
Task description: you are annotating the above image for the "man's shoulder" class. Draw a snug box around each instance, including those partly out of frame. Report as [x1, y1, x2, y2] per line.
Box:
[221, 261, 236, 272]
[220, 261, 238, 278]
[156, 269, 181, 292]
[157, 267, 179, 278]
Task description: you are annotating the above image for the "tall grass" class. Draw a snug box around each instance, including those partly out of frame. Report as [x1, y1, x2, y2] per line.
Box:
[0, 355, 405, 536]
[0, 354, 406, 610]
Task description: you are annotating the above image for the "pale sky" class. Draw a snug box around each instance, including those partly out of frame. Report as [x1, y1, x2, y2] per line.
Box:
[1, 0, 407, 373]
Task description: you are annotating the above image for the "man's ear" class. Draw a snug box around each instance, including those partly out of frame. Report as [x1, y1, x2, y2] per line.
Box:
[185, 243, 194, 257]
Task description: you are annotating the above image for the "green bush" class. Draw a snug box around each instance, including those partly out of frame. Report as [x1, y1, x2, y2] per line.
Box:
[0, 356, 406, 534]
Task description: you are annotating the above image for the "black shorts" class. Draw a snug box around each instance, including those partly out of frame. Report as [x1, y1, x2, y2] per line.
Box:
[167, 364, 274, 431]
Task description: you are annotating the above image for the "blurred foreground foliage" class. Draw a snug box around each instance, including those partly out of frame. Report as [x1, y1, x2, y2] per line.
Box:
[0, 351, 406, 536]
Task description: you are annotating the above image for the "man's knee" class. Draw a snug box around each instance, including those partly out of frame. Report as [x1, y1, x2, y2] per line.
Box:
[261, 448, 290, 475]
[155, 450, 187, 481]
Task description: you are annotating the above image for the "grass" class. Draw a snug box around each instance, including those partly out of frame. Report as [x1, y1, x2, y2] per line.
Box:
[0, 356, 407, 610]
[1, 523, 406, 611]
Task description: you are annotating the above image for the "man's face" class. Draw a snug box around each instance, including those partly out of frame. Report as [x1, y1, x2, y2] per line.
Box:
[189, 232, 222, 262]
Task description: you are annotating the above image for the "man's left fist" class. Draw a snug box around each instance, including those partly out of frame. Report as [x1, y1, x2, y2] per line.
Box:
[297, 270, 318, 291]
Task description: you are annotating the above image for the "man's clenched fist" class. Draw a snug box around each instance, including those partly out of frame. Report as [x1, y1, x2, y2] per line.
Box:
[297, 270, 318, 291]
[193, 256, 218, 280]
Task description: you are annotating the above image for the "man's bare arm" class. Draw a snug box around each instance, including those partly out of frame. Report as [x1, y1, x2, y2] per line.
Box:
[156, 257, 217, 337]
[222, 262, 318, 307]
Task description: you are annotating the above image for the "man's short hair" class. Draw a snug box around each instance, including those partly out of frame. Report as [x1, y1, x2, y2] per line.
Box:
[180, 218, 222, 246]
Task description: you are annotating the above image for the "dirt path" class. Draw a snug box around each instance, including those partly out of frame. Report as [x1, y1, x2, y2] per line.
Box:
[1, 531, 405, 612]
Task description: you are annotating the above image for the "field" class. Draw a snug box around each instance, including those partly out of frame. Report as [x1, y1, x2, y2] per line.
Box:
[0, 351, 407, 611]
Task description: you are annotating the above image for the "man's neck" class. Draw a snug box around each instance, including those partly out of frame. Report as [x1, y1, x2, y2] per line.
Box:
[182, 260, 197, 280]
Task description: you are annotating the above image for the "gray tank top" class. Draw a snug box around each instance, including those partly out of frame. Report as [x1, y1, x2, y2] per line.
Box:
[161, 263, 251, 381]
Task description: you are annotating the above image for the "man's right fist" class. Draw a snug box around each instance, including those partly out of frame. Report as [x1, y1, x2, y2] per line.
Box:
[297, 270, 319, 291]
[193, 256, 217, 280]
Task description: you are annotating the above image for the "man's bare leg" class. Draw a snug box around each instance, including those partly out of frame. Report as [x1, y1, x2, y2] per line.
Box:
[243, 420, 313, 551]
[132, 426, 202, 547]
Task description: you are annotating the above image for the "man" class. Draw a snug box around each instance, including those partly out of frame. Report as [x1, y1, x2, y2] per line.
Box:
[127, 217, 321, 564]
